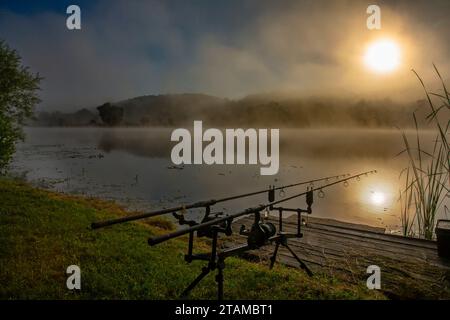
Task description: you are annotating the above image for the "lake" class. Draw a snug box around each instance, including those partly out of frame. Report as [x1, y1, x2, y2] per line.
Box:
[10, 126, 445, 234]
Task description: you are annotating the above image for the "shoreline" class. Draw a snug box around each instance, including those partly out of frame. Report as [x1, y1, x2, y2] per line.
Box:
[0, 177, 385, 300]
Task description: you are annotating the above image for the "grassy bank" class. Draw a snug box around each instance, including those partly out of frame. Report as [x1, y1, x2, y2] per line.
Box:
[0, 178, 383, 300]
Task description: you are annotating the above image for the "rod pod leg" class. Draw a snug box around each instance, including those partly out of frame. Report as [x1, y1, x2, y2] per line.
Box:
[215, 258, 225, 300]
[180, 266, 211, 298]
[284, 244, 313, 277]
[269, 242, 280, 269]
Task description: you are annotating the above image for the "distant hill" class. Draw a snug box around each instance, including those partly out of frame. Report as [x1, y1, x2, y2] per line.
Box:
[117, 93, 228, 126]
[32, 93, 436, 129]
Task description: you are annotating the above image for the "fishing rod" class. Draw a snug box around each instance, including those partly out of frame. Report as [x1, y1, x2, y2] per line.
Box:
[90, 169, 376, 299]
[147, 170, 376, 246]
[91, 172, 349, 229]
[144, 169, 376, 299]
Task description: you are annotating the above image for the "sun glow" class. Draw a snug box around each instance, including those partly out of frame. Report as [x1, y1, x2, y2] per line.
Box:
[364, 39, 401, 73]
[370, 191, 386, 206]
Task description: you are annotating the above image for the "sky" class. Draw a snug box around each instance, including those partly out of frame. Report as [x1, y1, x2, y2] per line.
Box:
[0, 0, 449, 111]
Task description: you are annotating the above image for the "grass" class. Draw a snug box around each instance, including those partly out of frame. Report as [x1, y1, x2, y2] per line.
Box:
[0, 177, 383, 300]
[399, 65, 449, 239]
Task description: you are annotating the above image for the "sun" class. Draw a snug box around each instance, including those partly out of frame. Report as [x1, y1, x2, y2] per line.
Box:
[370, 191, 386, 206]
[364, 39, 401, 74]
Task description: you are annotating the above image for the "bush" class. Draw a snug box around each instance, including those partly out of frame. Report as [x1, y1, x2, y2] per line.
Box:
[0, 40, 41, 173]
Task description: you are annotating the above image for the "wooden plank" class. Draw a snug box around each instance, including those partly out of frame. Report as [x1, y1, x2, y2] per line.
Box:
[288, 216, 386, 233]
[228, 215, 450, 287]
[238, 216, 447, 269]
[273, 221, 441, 262]
[226, 234, 445, 286]
[240, 215, 437, 249]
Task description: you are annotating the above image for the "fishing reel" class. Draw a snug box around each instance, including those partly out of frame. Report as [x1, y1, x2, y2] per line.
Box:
[240, 211, 277, 248]
[240, 221, 276, 248]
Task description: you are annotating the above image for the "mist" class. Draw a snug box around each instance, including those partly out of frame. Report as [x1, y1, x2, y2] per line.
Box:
[0, 0, 449, 112]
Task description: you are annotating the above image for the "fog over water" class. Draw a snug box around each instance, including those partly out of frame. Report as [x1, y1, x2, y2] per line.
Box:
[11, 126, 447, 233]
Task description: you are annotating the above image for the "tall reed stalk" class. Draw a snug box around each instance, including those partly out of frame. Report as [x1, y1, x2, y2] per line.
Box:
[399, 65, 449, 239]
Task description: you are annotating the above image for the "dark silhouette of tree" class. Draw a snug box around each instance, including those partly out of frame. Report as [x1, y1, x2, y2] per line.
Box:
[0, 41, 41, 173]
[97, 102, 124, 126]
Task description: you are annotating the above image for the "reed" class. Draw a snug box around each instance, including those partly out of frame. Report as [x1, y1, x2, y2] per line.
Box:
[399, 167, 415, 237]
[399, 65, 449, 239]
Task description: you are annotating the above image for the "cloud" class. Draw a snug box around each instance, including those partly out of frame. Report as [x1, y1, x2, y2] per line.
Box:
[0, 0, 448, 111]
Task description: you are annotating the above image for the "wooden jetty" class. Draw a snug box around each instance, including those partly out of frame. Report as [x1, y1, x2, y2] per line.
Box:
[226, 215, 450, 299]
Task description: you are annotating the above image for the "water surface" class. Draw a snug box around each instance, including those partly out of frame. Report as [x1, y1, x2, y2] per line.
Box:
[10, 126, 444, 233]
